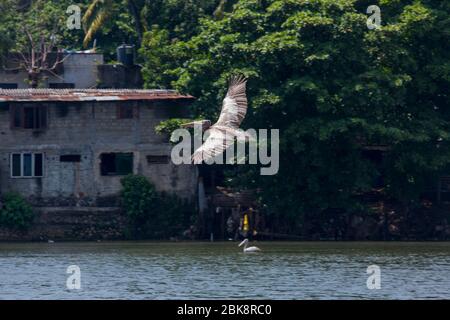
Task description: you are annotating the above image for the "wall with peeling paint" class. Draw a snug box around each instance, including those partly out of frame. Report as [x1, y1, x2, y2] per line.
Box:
[0, 100, 197, 205]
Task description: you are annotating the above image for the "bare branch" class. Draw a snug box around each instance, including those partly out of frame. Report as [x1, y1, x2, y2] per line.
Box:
[18, 52, 31, 70]
[48, 52, 72, 71]
[44, 68, 65, 81]
[23, 26, 35, 49]
[2, 66, 23, 72]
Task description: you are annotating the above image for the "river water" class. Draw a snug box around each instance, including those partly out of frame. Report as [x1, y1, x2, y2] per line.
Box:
[0, 241, 449, 299]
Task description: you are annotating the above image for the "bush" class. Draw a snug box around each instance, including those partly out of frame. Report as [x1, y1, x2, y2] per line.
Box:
[155, 118, 192, 136]
[121, 175, 158, 222]
[120, 175, 195, 239]
[0, 193, 34, 230]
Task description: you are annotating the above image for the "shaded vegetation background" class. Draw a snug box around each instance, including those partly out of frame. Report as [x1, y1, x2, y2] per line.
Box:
[121, 175, 195, 239]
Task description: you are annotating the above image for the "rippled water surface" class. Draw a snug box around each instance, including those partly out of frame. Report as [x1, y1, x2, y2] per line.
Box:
[0, 241, 449, 299]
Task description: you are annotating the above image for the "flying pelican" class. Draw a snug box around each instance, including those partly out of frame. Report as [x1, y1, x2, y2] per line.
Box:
[182, 75, 251, 164]
[238, 238, 261, 253]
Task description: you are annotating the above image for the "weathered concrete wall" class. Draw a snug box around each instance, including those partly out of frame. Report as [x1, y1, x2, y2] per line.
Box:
[0, 70, 29, 89]
[97, 64, 143, 89]
[0, 53, 103, 89]
[0, 100, 198, 204]
[0, 207, 126, 241]
[57, 53, 103, 88]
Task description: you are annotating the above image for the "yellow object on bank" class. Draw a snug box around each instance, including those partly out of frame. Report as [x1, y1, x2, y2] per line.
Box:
[243, 214, 249, 232]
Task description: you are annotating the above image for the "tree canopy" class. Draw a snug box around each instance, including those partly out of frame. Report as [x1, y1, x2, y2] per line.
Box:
[140, 0, 450, 225]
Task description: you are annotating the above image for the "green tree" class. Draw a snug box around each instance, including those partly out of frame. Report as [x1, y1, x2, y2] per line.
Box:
[82, 0, 145, 47]
[0, 0, 88, 87]
[82, 0, 226, 52]
[140, 0, 450, 231]
[121, 174, 158, 227]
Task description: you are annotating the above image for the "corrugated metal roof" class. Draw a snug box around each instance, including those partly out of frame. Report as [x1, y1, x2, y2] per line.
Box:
[0, 89, 194, 102]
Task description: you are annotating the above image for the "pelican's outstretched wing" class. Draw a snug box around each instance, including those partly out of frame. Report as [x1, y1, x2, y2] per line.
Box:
[192, 128, 235, 164]
[215, 75, 248, 129]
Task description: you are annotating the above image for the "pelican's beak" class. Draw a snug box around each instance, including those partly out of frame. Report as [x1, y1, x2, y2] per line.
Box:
[238, 239, 247, 247]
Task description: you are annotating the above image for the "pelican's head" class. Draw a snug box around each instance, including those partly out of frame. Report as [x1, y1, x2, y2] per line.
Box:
[200, 120, 212, 128]
[238, 239, 249, 247]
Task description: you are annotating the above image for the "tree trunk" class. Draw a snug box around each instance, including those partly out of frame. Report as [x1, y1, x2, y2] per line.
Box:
[28, 70, 39, 88]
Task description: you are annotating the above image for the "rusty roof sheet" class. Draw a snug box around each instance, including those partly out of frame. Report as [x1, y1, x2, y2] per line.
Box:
[0, 89, 194, 102]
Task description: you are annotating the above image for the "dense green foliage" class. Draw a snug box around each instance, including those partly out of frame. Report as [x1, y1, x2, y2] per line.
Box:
[120, 175, 194, 239]
[0, 193, 34, 230]
[0, 0, 86, 55]
[0, 0, 225, 62]
[139, 0, 450, 226]
[155, 118, 196, 135]
[121, 175, 158, 222]
[81, 0, 227, 59]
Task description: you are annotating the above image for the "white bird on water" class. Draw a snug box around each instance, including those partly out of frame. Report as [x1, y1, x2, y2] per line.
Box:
[238, 239, 261, 253]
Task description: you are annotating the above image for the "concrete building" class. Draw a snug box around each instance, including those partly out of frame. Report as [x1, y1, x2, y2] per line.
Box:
[0, 53, 104, 89]
[0, 89, 197, 207]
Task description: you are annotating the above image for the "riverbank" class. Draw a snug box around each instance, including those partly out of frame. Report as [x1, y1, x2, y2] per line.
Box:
[0, 207, 126, 241]
[1, 203, 450, 242]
